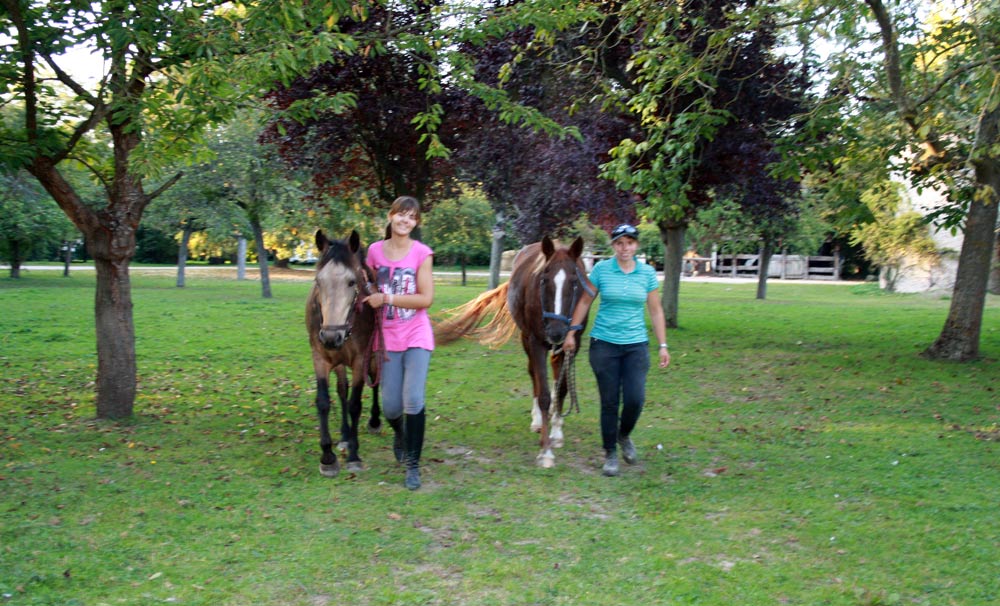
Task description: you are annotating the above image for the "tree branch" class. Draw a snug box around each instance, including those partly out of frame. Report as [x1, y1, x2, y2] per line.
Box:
[865, 0, 947, 166]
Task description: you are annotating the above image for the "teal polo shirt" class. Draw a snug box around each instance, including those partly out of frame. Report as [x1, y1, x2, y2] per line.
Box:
[588, 257, 660, 345]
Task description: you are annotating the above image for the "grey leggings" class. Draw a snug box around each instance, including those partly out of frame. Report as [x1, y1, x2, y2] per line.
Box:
[380, 348, 432, 419]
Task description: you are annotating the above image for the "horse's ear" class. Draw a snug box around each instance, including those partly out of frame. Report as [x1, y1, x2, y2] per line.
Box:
[570, 236, 584, 259]
[541, 236, 555, 258]
[315, 229, 329, 252]
[348, 230, 361, 253]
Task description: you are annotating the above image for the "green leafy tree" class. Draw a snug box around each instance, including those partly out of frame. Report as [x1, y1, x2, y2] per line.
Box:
[787, 0, 1000, 360]
[850, 181, 938, 293]
[423, 190, 493, 285]
[0, 170, 76, 277]
[576, 0, 808, 325]
[0, 0, 366, 417]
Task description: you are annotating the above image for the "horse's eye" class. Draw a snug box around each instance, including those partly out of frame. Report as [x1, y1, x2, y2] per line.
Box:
[348, 279, 356, 288]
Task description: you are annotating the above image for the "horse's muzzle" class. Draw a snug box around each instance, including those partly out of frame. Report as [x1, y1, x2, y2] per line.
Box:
[545, 324, 569, 347]
[319, 325, 350, 349]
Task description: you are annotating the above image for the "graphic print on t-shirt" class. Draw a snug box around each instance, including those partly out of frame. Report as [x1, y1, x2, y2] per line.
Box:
[376, 265, 417, 321]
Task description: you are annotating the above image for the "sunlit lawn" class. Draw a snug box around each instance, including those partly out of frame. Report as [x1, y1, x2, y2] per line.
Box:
[1, 270, 998, 605]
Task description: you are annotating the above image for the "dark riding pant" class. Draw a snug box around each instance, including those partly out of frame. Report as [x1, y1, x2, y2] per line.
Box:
[588, 338, 649, 452]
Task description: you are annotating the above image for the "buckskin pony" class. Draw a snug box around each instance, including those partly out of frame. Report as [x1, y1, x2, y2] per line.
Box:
[306, 230, 383, 477]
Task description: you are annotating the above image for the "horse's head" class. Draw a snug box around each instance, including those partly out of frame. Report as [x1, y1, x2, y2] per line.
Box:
[538, 236, 589, 347]
[313, 229, 368, 349]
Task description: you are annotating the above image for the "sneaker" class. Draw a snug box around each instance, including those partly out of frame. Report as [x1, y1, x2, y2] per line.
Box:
[404, 467, 421, 490]
[602, 452, 620, 477]
[618, 436, 637, 465]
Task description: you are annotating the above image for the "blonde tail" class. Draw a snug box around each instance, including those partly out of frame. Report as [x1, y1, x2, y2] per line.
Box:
[433, 282, 518, 348]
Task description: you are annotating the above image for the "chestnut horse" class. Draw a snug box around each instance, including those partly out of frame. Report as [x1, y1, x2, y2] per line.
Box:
[435, 237, 593, 467]
[306, 230, 382, 477]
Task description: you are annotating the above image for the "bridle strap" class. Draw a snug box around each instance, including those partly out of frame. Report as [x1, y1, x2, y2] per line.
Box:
[539, 273, 582, 332]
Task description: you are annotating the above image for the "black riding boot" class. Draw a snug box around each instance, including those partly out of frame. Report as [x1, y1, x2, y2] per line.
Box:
[403, 410, 425, 490]
[387, 416, 405, 463]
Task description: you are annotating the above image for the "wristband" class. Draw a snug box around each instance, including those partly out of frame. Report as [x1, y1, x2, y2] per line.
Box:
[659, 343, 668, 349]
[388, 293, 394, 306]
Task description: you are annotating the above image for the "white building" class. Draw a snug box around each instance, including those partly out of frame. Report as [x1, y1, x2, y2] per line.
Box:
[886, 183, 964, 294]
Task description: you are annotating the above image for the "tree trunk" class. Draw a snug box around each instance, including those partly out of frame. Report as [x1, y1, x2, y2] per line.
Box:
[988, 236, 1000, 295]
[489, 213, 504, 289]
[460, 255, 467, 286]
[62, 241, 72, 277]
[923, 76, 1000, 361]
[91, 249, 137, 418]
[756, 242, 773, 300]
[923, 173, 999, 361]
[177, 225, 193, 288]
[28, 154, 145, 419]
[658, 222, 686, 328]
[237, 235, 247, 281]
[9, 240, 22, 278]
[250, 218, 272, 298]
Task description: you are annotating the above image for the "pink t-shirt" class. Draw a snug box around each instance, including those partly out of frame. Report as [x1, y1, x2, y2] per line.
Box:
[366, 239, 435, 352]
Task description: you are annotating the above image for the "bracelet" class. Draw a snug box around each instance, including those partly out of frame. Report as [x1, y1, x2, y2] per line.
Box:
[658, 343, 668, 349]
[388, 293, 394, 306]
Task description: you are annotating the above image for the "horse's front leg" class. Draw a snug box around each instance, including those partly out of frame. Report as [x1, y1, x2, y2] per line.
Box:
[528, 338, 544, 433]
[548, 352, 566, 449]
[314, 360, 339, 478]
[343, 378, 365, 471]
[528, 343, 556, 468]
[334, 366, 350, 452]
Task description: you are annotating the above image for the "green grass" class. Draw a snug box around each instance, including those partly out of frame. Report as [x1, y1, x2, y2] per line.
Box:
[1, 271, 998, 606]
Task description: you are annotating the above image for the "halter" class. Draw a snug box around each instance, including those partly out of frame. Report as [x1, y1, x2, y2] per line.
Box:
[540, 265, 593, 334]
[317, 259, 385, 387]
[539, 263, 592, 418]
[316, 264, 365, 337]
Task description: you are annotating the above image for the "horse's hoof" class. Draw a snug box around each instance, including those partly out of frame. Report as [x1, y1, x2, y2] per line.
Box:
[319, 462, 340, 478]
[551, 437, 564, 449]
[536, 452, 555, 468]
[367, 423, 382, 436]
[337, 441, 348, 453]
[530, 423, 542, 433]
[346, 460, 364, 473]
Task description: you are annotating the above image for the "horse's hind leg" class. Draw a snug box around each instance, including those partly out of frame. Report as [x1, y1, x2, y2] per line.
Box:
[343, 381, 365, 472]
[367, 382, 382, 435]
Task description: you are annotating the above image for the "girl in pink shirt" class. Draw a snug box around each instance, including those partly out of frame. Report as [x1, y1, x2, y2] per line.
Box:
[364, 196, 434, 490]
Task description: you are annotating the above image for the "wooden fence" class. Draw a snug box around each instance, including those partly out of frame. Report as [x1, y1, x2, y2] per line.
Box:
[712, 253, 841, 280]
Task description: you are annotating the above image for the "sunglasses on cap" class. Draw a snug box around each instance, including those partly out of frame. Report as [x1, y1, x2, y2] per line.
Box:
[610, 224, 639, 242]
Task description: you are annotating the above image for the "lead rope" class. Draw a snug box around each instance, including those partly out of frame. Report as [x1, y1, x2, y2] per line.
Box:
[361, 274, 386, 389]
[554, 346, 581, 417]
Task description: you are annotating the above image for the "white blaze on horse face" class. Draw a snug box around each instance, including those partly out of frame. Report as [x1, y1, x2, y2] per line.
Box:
[552, 268, 567, 317]
[316, 261, 356, 326]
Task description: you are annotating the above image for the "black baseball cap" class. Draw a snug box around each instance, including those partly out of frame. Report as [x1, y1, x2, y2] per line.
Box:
[610, 224, 639, 242]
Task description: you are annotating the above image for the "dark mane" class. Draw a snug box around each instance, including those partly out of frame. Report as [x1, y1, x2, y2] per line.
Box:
[318, 238, 359, 270]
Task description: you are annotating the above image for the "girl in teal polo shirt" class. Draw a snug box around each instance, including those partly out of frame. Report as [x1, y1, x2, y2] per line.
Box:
[564, 224, 670, 476]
